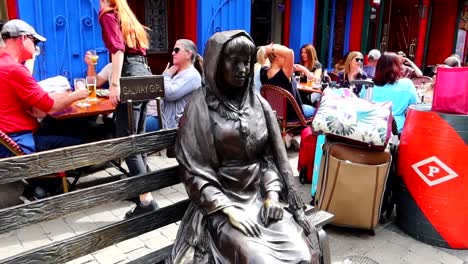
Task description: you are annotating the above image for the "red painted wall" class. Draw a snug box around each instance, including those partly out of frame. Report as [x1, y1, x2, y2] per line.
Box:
[425, 0, 459, 65]
[6, 0, 18, 18]
[414, 0, 430, 67]
[182, 0, 197, 42]
[174, 0, 197, 41]
[128, 0, 197, 74]
[282, 0, 291, 46]
[349, 0, 364, 51]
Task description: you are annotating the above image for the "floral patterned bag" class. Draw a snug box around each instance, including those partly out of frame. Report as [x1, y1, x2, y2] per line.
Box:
[312, 88, 392, 150]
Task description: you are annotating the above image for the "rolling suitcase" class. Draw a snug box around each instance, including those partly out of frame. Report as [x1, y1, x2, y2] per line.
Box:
[315, 139, 391, 230]
[311, 135, 325, 198]
[297, 126, 317, 184]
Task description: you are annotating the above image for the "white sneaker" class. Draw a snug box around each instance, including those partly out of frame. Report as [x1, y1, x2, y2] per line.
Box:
[284, 133, 292, 148]
[291, 135, 301, 149]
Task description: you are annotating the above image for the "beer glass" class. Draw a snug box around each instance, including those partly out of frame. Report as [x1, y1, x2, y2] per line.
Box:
[306, 75, 313, 87]
[74, 78, 90, 107]
[294, 75, 301, 85]
[73, 78, 86, 91]
[86, 76, 98, 101]
[88, 50, 99, 65]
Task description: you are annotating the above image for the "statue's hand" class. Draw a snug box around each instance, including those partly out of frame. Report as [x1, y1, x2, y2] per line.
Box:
[260, 192, 283, 227]
[293, 209, 315, 236]
[222, 206, 261, 237]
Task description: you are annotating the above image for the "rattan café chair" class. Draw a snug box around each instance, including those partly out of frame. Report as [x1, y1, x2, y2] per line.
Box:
[260, 84, 314, 139]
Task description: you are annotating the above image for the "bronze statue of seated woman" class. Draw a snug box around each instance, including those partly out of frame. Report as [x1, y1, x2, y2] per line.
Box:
[171, 30, 320, 264]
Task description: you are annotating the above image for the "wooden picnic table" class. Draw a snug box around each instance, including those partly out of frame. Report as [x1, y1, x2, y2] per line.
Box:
[51, 95, 115, 120]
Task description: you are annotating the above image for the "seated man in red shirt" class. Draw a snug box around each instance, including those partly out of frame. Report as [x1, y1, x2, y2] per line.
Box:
[0, 19, 88, 157]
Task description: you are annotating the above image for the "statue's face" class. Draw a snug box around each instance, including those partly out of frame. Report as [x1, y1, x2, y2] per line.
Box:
[221, 49, 251, 89]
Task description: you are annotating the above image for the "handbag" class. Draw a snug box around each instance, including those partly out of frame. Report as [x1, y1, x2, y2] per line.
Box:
[312, 88, 392, 150]
[432, 67, 468, 115]
[315, 140, 391, 230]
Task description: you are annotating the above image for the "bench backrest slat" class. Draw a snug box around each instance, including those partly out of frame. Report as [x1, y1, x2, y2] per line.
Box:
[0, 200, 190, 264]
[0, 129, 177, 184]
[0, 166, 180, 234]
[128, 245, 172, 264]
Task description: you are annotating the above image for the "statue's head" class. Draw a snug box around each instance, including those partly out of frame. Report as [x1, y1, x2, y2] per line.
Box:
[203, 30, 256, 98]
[217, 36, 256, 93]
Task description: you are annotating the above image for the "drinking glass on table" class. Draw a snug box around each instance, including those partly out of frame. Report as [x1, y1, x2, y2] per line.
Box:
[74, 78, 86, 91]
[86, 76, 98, 102]
[74, 78, 90, 107]
[294, 74, 301, 85]
[306, 75, 314, 87]
[88, 50, 99, 65]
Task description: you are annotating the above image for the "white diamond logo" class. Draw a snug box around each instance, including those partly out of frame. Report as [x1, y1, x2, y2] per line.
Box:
[411, 156, 458, 187]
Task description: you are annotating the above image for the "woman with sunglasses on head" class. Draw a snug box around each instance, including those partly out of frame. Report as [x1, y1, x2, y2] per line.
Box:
[159, 39, 202, 130]
[99, 0, 157, 218]
[338, 51, 368, 95]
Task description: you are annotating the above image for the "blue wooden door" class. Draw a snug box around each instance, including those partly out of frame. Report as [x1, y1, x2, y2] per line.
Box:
[17, 0, 108, 83]
[197, 0, 251, 54]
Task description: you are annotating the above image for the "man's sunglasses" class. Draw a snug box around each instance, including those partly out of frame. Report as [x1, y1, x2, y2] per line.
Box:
[355, 58, 364, 63]
[26, 35, 39, 46]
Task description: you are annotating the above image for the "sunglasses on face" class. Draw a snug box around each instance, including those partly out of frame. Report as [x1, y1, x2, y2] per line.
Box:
[26, 35, 39, 46]
[355, 58, 364, 63]
[173, 47, 184, 54]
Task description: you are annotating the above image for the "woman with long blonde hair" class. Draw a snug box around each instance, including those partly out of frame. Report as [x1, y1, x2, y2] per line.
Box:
[99, 0, 157, 218]
[338, 51, 368, 95]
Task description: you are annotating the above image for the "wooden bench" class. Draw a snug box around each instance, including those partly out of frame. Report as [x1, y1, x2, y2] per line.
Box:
[0, 128, 333, 264]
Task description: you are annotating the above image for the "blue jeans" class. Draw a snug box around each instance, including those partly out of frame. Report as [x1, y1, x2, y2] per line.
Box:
[302, 104, 316, 118]
[114, 54, 152, 176]
[146, 116, 160, 132]
[0, 131, 83, 158]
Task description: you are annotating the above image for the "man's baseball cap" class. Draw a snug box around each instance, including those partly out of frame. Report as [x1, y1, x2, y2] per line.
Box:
[1, 19, 46, 42]
[368, 49, 381, 61]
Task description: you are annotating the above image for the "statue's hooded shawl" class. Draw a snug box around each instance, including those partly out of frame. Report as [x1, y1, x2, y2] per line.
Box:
[171, 30, 305, 263]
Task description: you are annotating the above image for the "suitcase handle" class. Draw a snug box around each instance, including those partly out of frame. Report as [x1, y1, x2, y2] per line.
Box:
[350, 80, 374, 88]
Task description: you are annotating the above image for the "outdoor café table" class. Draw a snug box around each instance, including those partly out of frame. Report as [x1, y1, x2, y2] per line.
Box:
[297, 82, 322, 94]
[51, 96, 115, 120]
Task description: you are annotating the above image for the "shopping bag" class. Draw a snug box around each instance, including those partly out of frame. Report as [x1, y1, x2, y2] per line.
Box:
[312, 88, 393, 150]
[432, 67, 468, 114]
[315, 140, 391, 230]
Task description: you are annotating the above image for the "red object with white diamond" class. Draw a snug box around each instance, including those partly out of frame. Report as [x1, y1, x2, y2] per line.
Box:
[398, 105, 468, 248]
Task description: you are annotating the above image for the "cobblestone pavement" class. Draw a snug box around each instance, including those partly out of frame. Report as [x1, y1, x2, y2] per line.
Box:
[0, 150, 466, 264]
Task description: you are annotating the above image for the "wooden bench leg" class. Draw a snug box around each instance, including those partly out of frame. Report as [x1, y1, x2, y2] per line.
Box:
[318, 228, 331, 264]
[62, 176, 69, 193]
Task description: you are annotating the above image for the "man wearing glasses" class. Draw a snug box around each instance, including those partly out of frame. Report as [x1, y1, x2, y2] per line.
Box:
[0, 19, 88, 158]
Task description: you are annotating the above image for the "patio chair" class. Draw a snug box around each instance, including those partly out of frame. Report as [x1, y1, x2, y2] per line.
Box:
[0, 129, 71, 193]
[260, 84, 314, 139]
[327, 72, 339, 82]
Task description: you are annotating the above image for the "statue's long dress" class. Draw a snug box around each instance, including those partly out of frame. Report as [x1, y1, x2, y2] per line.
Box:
[203, 105, 315, 263]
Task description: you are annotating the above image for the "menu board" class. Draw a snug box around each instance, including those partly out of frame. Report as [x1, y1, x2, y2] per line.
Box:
[145, 0, 168, 53]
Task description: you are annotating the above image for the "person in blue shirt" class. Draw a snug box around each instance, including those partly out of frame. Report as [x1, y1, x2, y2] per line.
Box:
[361, 52, 419, 134]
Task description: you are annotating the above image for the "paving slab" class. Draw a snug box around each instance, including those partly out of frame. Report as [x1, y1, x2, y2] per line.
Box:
[1, 150, 467, 264]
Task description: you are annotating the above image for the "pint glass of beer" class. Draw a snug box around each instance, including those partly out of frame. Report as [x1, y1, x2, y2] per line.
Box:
[306, 75, 314, 87]
[86, 76, 98, 101]
[88, 50, 99, 65]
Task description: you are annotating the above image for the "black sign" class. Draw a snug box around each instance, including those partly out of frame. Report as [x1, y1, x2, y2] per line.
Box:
[120, 75, 165, 102]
